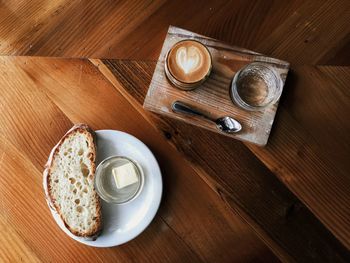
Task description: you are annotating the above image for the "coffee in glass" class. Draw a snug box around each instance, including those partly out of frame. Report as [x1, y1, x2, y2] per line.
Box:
[165, 40, 212, 90]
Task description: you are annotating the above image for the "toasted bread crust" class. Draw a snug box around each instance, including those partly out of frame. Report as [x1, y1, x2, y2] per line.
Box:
[43, 123, 102, 239]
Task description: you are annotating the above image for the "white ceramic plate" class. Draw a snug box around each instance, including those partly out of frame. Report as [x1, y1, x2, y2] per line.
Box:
[47, 130, 162, 247]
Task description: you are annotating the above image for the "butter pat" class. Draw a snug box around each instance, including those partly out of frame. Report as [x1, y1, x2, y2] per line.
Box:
[112, 162, 139, 189]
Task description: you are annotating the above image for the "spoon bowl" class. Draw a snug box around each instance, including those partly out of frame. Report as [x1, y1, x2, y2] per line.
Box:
[216, 116, 242, 133]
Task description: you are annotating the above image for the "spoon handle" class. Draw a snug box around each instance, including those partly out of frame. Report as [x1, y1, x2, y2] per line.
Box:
[171, 101, 214, 122]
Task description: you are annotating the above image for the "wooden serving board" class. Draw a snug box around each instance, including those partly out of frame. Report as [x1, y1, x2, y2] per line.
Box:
[143, 26, 290, 146]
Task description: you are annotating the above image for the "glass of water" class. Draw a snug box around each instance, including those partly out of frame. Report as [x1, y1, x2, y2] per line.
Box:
[230, 62, 283, 111]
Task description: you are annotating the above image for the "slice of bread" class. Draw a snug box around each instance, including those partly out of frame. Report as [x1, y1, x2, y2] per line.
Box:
[43, 124, 102, 239]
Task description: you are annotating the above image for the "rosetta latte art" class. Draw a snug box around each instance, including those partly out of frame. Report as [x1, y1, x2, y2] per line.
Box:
[175, 46, 203, 74]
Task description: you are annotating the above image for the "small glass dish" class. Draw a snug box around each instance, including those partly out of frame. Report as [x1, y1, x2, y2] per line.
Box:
[94, 156, 144, 204]
[230, 62, 283, 111]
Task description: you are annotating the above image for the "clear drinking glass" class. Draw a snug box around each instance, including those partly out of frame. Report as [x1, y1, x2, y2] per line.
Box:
[230, 62, 283, 111]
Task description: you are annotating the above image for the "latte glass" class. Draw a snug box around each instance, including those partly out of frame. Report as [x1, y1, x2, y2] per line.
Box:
[165, 39, 212, 90]
[230, 62, 283, 111]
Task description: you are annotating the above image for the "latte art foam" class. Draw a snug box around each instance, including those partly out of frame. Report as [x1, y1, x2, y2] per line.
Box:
[176, 46, 203, 74]
[166, 40, 212, 86]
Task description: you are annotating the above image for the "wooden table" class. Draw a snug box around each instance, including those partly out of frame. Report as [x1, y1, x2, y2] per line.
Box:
[0, 1, 349, 262]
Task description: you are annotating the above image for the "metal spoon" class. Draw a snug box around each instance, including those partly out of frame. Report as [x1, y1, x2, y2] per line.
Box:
[171, 101, 242, 133]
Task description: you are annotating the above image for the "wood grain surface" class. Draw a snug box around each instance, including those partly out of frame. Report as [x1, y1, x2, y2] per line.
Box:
[100, 59, 350, 262]
[0, 56, 278, 262]
[144, 26, 290, 145]
[0, 0, 349, 262]
[0, 0, 349, 65]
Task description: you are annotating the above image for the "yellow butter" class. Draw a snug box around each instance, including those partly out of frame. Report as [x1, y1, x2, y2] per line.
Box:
[112, 162, 139, 189]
